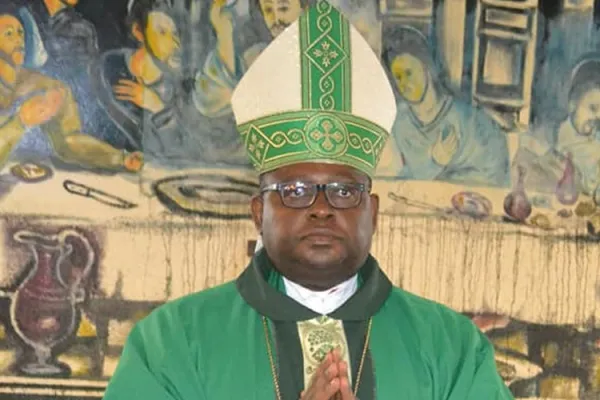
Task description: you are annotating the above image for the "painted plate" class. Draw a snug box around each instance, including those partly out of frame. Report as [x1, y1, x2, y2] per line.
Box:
[451, 191, 493, 219]
[153, 174, 259, 220]
[10, 162, 53, 183]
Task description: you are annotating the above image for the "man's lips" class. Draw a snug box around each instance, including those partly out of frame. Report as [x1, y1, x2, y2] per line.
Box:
[301, 228, 342, 242]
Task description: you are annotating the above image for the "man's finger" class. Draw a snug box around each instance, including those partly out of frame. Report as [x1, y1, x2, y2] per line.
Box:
[337, 360, 349, 377]
[310, 360, 338, 392]
[114, 94, 134, 102]
[302, 380, 340, 400]
[320, 377, 341, 400]
[114, 91, 132, 98]
[303, 354, 343, 399]
[337, 361, 354, 400]
[113, 86, 133, 95]
[331, 347, 342, 362]
[314, 352, 335, 377]
[117, 79, 138, 87]
[338, 376, 354, 400]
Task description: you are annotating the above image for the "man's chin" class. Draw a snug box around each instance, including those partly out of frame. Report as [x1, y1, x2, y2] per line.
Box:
[298, 247, 345, 269]
[13, 55, 24, 66]
[270, 27, 285, 37]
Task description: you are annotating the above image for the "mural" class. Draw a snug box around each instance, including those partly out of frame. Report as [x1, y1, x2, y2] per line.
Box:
[0, 0, 599, 398]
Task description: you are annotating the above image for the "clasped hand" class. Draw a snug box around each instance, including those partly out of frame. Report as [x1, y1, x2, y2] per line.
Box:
[300, 348, 356, 400]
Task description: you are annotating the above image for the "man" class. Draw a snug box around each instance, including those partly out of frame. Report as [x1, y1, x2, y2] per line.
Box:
[91, 0, 181, 154]
[92, 0, 243, 167]
[516, 54, 600, 195]
[26, 0, 98, 66]
[23, 0, 114, 145]
[382, 26, 510, 187]
[0, 7, 141, 172]
[103, 1, 513, 398]
[193, 0, 305, 118]
[552, 55, 600, 195]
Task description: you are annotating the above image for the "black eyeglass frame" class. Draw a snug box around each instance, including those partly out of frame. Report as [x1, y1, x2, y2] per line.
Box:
[259, 181, 371, 209]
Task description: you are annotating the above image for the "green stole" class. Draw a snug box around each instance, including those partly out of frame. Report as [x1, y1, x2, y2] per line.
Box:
[236, 249, 397, 399]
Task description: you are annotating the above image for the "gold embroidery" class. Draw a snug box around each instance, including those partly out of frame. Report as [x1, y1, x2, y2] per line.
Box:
[297, 316, 352, 388]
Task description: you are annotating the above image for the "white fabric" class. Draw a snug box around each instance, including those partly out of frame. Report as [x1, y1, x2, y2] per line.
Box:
[254, 237, 263, 252]
[231, 23, 301, 125]
[283, 274, 358, 315]
[230, 6, 396, 133]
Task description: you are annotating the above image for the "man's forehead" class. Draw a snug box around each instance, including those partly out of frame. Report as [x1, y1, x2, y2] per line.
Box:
[581, 86, 600, 99]
[148, 11, 175, 29]
[0, 15, 21, 29]
[263, 163, 368, 182]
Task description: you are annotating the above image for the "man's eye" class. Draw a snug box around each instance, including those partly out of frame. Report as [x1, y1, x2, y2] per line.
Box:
[333, 186, 353, 197]
[284, 185, 307, 197]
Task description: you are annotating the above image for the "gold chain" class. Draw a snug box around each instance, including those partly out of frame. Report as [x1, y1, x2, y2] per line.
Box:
[262, 316, 373, 400]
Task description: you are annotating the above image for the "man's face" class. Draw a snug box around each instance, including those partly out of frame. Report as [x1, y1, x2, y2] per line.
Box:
[0, 15, 25, 67]
[144, 11, 181, 70]
[571, 87, 600, 137]
[391, 53, 428, 104]
[251, 162, 378, 290]
[258, 0, 302, 38]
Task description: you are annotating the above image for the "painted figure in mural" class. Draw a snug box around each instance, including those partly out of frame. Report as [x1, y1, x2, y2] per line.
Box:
[91, 0, 181, 154]
[0, 6, 142, 172]
[383, 26, 510, 187]
[104, 3, 513, 399]
[26, 0, 98, 65]
[517, 54, 600, 196]
[22, 0, 122, 147]
[193, 0, 306, 118]
[91, 0, 246, 167]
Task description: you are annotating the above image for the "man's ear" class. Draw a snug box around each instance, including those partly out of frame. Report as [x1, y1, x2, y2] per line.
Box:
[568, 99, 577, 114]
[250, 194, 264, 234]
[370, 193, 379, 231]
[132, 22, 144, 43]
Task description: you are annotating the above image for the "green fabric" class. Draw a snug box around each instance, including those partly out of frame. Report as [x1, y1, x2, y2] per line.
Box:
[103, 252, 514, 399]
[237, 0, 390, 177]
[300, 0, 351, 112]
[238, 110, 389, 177]
[370, 288, 514, 399]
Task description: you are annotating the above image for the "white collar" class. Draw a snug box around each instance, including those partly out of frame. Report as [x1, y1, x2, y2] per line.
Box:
[282, 274, 358, 315]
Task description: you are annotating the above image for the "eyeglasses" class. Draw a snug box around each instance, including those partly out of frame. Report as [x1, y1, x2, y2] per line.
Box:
[260, 181, 369, 209]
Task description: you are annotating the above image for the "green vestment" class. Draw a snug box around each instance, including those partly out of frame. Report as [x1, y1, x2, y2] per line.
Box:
[103, 250, 514, 399]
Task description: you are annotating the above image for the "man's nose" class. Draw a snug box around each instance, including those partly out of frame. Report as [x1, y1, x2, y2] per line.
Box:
[273, 11, 286, 23]
[309, 191, 334, 219]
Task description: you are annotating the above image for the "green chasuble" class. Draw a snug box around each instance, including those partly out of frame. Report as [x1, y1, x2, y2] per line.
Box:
[103, 250, 514, 399]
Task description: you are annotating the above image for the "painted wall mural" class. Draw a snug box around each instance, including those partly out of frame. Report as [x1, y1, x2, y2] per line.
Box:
[0, 0, 599, 398]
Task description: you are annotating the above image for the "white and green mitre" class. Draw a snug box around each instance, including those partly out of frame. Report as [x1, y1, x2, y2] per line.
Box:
[231, 0, 396, 177]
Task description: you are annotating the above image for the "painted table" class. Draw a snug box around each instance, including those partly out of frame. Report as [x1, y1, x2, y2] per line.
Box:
[0, 162, 598, 398]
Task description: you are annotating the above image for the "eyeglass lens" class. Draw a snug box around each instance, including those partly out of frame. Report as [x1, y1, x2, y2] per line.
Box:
[279, 182, 363, 209]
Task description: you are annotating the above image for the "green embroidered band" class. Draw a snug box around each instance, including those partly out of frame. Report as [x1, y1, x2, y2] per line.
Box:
[238, 110, 389, 177]
[300, 0, 351, 112]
